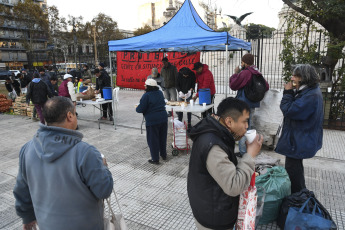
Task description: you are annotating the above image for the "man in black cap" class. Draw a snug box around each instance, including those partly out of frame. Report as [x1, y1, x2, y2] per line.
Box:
[94, 69, 113, 121]
[192, 61, 216, 118]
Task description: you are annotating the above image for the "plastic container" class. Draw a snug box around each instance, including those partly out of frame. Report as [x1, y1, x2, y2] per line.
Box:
[79, 86, 88, 92]
[103, 87, 112, 100]
[199, 88, 211, 104]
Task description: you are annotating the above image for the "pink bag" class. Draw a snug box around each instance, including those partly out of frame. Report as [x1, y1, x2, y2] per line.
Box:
[236, 173, 257, 230]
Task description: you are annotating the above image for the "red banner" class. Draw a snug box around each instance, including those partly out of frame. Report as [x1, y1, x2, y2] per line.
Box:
[116, 52, 200, 89]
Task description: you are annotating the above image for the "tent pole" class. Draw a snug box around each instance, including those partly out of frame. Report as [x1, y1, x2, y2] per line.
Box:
[109, 51, 116, 130]
[225, 44, 228, 98]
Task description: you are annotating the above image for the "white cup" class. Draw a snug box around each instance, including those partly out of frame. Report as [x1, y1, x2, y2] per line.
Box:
[245, 129, 257, 144]
[80, 98, 83, 102]
[202, 102, 206, 107]
[190, 99, 194, 106]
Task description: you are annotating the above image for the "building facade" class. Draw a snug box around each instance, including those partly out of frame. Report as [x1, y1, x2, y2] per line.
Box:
[0, 0, 48, 70]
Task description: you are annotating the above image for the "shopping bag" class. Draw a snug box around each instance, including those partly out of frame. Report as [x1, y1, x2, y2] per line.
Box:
[255, 166, 291, 224]
[104, 189, 128, 230]
[285, 197, 333, 230]
[236, 173, 257, 230]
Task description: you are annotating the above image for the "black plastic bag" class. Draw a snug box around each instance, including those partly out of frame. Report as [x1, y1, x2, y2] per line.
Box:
[277, 188, 337, 229]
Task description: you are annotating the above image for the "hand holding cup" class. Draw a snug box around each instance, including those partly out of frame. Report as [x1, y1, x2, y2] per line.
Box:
[246, 130, 263, 158]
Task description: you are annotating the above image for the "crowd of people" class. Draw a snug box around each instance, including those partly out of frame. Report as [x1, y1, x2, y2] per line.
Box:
[10, 54, 324, 230]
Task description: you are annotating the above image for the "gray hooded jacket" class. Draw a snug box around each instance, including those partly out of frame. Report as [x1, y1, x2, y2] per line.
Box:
[13, 124, 113, 230]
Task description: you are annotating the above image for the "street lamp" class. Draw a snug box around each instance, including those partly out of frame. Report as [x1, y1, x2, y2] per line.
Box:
[87, 22, 100, 67]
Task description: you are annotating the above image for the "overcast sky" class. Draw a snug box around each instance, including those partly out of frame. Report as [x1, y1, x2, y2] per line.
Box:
[48, 0, 284, 30]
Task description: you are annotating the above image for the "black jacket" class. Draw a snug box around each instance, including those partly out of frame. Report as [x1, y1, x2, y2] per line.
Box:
[187, 116, 239, 229]
[96, 70, 111, 96]
[20, 75, 32, 88]
[26, 79, 53, 105]
[176, 67, 196, 94]
[6, 80, 21, 96]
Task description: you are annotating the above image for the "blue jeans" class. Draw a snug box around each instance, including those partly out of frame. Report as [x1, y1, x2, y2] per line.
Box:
[239, 108, 254, 155]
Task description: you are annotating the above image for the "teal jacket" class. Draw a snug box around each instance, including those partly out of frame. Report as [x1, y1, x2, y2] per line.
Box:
[13, 124, 113, 230]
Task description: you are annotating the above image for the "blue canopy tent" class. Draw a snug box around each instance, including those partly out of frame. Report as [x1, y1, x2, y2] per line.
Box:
[107, 0, 251, 128]
[108, 0, 251, 52]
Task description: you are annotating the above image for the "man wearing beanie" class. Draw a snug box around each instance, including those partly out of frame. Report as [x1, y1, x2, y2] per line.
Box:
[229, 53, 269, 156]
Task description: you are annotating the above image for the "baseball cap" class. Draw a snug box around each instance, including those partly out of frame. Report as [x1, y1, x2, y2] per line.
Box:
[192, 62, 203, 70]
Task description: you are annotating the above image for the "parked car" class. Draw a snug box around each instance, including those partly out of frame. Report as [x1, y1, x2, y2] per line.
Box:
[10, 70, 21, 78]
[0, 69, 12, 80]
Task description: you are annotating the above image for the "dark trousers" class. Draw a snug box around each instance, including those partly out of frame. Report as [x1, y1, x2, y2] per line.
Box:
[201, 95, 215, 118]
[285, 157, 306, 193]
[177, 112, 191, 125]
[34, 103, 45, 124]
[146, 122, 168, 162]
[102, 102, 113, 118]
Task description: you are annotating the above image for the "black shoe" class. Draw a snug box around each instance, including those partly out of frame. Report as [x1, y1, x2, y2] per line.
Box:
[109, 116, 113, 121]
[161, 156, 167, 160]
[148, 159, 159, 164]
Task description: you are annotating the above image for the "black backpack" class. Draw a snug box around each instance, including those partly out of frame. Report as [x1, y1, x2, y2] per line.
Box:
[244, 74, 267, 102]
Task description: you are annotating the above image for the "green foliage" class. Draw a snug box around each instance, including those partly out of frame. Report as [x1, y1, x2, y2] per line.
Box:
[245, 23, 276, 39]
[216, 27, 231, 32]
[133, 25, 153, 36]
[279, 15, 323, 82]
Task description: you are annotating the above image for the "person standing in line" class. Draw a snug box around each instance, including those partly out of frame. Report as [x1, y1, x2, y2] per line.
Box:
[17, 73, 32, 94]
[229, 53, 269, 156]
[82, 64, 92, 84]
[192, 62, 216, 118]
[275, 64, 323, 194]
[176, 67, 196, 129]
[94, 68, 113, 121]
[26, 73, 53, 124]
[13, 96, 113, 230]
[160, 57, 178, 116]
[147, 67, 164, 91]
[136, 79, 168, 164]
[187, 97, 263, 230]
[58, 74, 77, 106]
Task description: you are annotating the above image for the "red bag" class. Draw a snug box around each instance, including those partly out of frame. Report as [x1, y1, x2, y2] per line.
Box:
[236, 173, 257, 230]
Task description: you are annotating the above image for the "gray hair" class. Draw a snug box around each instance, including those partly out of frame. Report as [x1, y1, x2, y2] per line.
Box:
[292, 64, 320, 87]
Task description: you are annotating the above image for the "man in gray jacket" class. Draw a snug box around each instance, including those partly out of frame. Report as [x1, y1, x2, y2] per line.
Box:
[161, 57, 178, 116]
[13, 96, 113, 230]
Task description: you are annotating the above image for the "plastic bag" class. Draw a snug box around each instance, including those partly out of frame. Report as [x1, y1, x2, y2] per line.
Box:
[173, 118, 184, 129]
[278, 189, 337, 230]
[236, 174, 257, 230]
[255, 166, 291, 225]
[285, 197, 334, 230]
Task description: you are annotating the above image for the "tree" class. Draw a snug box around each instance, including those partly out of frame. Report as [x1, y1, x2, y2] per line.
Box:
[245, 23, 276, 39]
[282, 0, 345, 73]
[47, 6, 67, 66]
[86, 13, 123, 64]
[133, 25, 153, 36]
[12, 0, 49, 69]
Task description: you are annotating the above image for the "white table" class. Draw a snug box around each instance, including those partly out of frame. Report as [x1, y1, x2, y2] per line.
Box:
[165, 104, 214, 120]
[77, 99, 114, 129]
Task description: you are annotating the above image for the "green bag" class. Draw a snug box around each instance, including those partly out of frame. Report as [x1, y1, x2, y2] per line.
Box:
[255, 166, 291, 225]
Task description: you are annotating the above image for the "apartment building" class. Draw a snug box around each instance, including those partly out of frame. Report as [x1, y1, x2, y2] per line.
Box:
[0, 0, 48, 70]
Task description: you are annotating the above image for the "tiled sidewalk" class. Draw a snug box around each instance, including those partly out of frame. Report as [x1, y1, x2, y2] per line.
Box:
[1, 90, 345, 229]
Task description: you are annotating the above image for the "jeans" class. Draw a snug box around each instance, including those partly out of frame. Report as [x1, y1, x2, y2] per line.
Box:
[101, 102, 113, 118]
[164, 87, 177, 101]
[239, 108, 254, 155]
[146, 122, 168, 162]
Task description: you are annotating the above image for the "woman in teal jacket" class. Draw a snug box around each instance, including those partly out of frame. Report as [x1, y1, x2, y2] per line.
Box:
[275, 64, 324, 193]
[136, 79, 168, 164]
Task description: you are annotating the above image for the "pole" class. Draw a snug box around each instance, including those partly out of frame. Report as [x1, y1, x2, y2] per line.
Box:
[225, 44, 228, 98]
[109, 51, 116, 130]
[93, 26, 98, 66]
